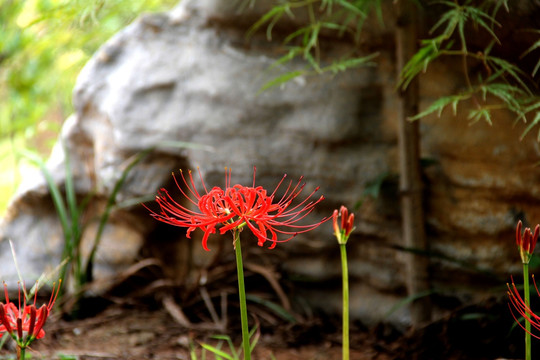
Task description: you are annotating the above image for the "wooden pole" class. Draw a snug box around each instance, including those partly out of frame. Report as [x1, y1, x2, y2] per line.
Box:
[395, 0, 432, 327]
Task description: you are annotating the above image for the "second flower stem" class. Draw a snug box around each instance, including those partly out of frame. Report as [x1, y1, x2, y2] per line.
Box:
[524, 263, 531, 360]
[340, 243, 350, 360]
[234, 231, 251, 360]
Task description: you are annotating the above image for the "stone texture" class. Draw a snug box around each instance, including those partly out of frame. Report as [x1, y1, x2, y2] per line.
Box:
[1, 0, 539, 328]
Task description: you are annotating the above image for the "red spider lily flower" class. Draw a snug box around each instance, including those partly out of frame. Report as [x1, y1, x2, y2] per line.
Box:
[148, 167, 329, 251]
[0, 280, 61, 348]
[508, 275, 540, 339]
[516, 220, 540, 264]
[333, 206, 355, 245]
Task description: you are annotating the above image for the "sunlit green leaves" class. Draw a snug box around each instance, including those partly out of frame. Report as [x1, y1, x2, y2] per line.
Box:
[0, 0, 176, 214]
[1, 0, 176, 144]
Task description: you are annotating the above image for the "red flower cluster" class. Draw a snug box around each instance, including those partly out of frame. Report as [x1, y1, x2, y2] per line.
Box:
[149, 168, 328, 250]
[333, 206, 355, 245]
[517, 220, 540, 264]
[0, 281, 60, 348]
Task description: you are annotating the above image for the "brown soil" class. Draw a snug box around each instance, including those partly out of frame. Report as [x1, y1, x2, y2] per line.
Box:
[19, 303, 395, 360]
[0, 263, 520, 360]
[0, 295, 523, 360]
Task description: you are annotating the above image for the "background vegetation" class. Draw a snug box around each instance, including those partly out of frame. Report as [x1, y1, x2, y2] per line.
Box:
[1, 0, 539, 216]
[0, 0, 176, 214]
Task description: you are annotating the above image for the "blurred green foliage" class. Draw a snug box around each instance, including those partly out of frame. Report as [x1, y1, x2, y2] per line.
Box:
[0, 0, 176, 214]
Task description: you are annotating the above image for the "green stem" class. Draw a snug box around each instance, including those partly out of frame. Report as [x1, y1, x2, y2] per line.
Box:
[234, 231, 251, 360]
[524, 263, 531, 360]
[18, 346, 25, 360]
[340, 244, 349, 360]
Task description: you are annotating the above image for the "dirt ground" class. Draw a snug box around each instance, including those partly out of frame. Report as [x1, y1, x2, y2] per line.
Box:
[0, 270, 522, 360]
[20, 303, 394, 360]
[0, 295, 524, 360]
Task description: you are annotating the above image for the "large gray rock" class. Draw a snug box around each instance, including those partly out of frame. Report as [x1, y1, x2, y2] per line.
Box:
[1, 0, 538, 328]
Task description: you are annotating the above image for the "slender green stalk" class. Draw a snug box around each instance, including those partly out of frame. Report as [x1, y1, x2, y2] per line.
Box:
[524, 263, 531, 360]
[85, 148, 153, 283]
[18, 149, 72, 300]
[63, 141, 82, 286]
[233, 231, 251, 360]
[340, 243, 350, 360]
[18, 347, 25, 360]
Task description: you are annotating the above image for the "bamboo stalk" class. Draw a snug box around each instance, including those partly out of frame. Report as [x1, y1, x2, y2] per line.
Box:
[395, 0, 432, 327]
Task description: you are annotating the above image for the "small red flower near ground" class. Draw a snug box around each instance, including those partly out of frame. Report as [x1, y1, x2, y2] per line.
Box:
[0, 280, 61, 348]
[508, 276, 540, 339]
[333, 205, 355, 245]
[516, 220, 540, 264]
[148, 167, 328, 250]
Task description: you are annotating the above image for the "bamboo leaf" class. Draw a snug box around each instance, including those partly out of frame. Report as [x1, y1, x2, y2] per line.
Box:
[320, 21, 345, 32]
[480, 83, 526, 110]
[259, 70, 305, 93]
[338, 0, 368, 17]
[467, 5, 501, 43]
[409, 94, 469, 120]
[521, 30, 540, 76]
[429, 4, 459, 38]
[321, 53, 378, 74]
[269, 47, 304, 69]
[305, 22, 321, 54]
[486, 56, 533, 95]
[304, 52, 321, 72]
[456, 9, 467, 52]
[246, 5, 286, 40]
[521, 111, 540, 141]
[468, 108, 493, 125]
[284, 26, 310, 45]
[266, 8, 286, 41]
[524, 100, 540, 113]
[399, 36, 446, 90]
